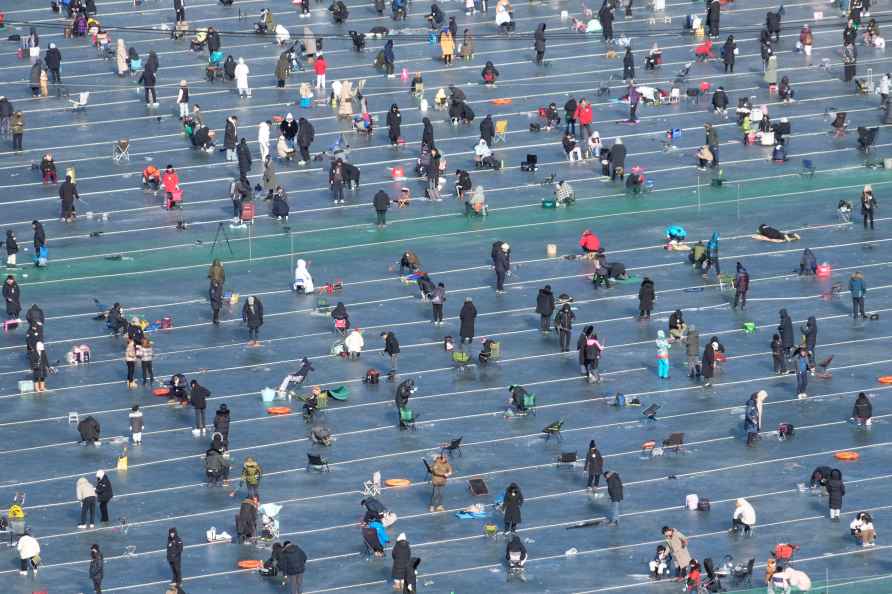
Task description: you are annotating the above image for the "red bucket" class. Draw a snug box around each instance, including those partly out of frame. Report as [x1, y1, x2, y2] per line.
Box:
[816, 263, 832, 277]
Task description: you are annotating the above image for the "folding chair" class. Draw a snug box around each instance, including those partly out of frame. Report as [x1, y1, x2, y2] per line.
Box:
[542, 419, 564, 442]
[363, 471, 382, 496]
[441, 436, 463, 457]
[662, 432, 685, 453]
[731, 558, 755, 587]
[398, 407, 416, 431]
[113, 138, 130, 163]
[69, 91, 90, 111]
[493, 119, 508, 144]
[306, 452, 330, 472]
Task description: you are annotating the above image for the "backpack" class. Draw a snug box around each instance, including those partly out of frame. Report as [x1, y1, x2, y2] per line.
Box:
[363, 369, 380, 384]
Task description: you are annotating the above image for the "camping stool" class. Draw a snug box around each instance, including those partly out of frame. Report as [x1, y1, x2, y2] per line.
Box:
[68, 411, 79, 424]
[113, 138, 130, 163]
[742, 322, 756, 334]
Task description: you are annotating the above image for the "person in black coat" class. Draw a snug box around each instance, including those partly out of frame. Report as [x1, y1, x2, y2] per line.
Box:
[534, 23, 546, 64]
[45, 43, 62, 83]
[382, 330, 400, 374]
[722, 35, 735, 72]
[506, 535, 527, 568]
[394, 379, 415, 409]
[421, 117, 434, 149]
[778, 308, 794, 356]
[387, 104, 401, 145]
[800, 315, 817, 368]
[535, 285, 555, 332]
[605, 470, 623, 525]
[137, 66, 157, 106]
[214, 404, 231, 447]
[733, 262, 749, 309]
[206, 28, 221, 54]
[598, 2, 614, 42]
[403, 558, 420, 594]
[32, 220, 46, 254]
[706, 0, 720, 38]
[242, 296, 263, 345]
[58, 175, 80, 222]
[78, 416, 100, 444]
[5, 229, 19, 267]
[391, 533, 410, 590]
[502, 482, 523, 533]
[174, 0, 186, 22]
[481, 61, 499, 85]
[224, 116, 238, 160]
[89, 544, 103, 594]
[94, 470, 114, 522]
[638, 277, 655, 319]
[827, 469, 845, 520]
[479, 114, 495, 146]
[459, 297, 477, 343]
[852, 392, 872, 425]
[494, 242, 510, 293]
[209, 279, 223, 324]
[236, 138, 252, 177]
[373, 190, 390, 228]
[622, 47, 635, 81]
[280, 540, 307, 593]
[331, 301, 350, 330]
[584, 440, 603, 488]
[166, 527, 184, 585]
[296, 118, 314, 164]
[236, 497, 258, 542]
[765, 10, 781, 42]
[26, 303, 45, 339]
[555, 303, 575, 352]
[190, 380, 210, 433]
[3, 275, 21, 319]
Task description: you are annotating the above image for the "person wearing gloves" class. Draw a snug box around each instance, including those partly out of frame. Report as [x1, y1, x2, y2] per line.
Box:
[729, 498, 755, 535]
[293, 259, 314, 293]
[89, 543, 104, 593]
[95, 470, 114, 523]
[167, 527, 184, 586]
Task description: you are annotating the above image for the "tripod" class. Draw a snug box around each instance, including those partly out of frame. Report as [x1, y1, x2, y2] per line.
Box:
[210, 222, 234, 258]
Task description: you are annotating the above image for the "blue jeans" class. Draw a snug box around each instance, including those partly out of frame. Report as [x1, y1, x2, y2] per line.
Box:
[657, 358, 670, 378]
[609, 500, 621, 523]
[796, 371, 808, 395]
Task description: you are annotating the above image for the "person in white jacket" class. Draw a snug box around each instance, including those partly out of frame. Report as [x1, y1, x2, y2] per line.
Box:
[850, 512, 876, 546]
[293, 259, 314, 293]
[17, 531, 40, 576]
[234, 58, 251, 98]
[729, 497, 755, 536]
[275, 23, 291, 46]
[344, 328, 364, 359]
[76, 476, 97, 529]
[257, 120, 270, 162]
[176, 80, 189, 119]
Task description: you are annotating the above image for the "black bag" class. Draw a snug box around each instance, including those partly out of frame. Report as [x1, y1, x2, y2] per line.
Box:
[697, 498, 711, 511]
[529, 123, 541, 132]
[364, 369, 380, 384]
[8, 34, 21, 42]
[778, 422, 794, 439]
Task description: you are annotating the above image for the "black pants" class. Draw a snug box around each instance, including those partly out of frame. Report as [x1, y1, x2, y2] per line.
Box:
[126, 361, 135, 382]
[141, 361, 154, 383]
[709, 144, 719, 166]
[12, 133, 22, 151]
[385, 61, 394, 74]
[50, 68, 61, 83]
[195, 408, 206, 430]
[559, 330, 571, 351]
[248, 327, 259, 340]
[535, 50, 544, 64]
[724, 62, 734, 73]
[99, 500, 110, 522]
[639, 308, 651, 318]
[376, 210, 386, 226]
[331, 182, 344, 202]
[170, 560, 182, 584]
[93, 577, 102, 593]
[495, 269, 506, 291]
[212, 306, 221, 323]
[629, 103, 638, 121]
[773, 354, 786, 373]
[863, 210, 874, 229]
[731, 517, 752, 534]
[144, 85, 156, 103]
[504, 521, 517, 532]
[299, 144, 310, 162]
[175, 7, 185, 21]
[852, 297, 866, 319]
[587, 471, 601, 488]
[539, 314, 550, 332]
[432, 303, 443, 322]
[277, 79, 286, 88]
[232, 199, 242, 218]
[80, 497, 96, 524]
[733, 289, 746, 308]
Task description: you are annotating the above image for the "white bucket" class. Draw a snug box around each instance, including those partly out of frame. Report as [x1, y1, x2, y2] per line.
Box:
[261, 387, 277, 402]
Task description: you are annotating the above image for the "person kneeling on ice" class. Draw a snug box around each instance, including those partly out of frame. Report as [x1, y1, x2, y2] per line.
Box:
[293, 259, 314, 293]
[277, 357, 314, 395]
[850, 512, 876, 546]
[665, 225, 687, 248]
[649, 545, 672, 579]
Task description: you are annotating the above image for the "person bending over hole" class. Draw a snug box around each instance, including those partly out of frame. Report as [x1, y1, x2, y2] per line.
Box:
[758, 224, 799, 241]
[850, 512, 876, 546]
[506, 535, 527, 580]
[277, 357, 314, 395]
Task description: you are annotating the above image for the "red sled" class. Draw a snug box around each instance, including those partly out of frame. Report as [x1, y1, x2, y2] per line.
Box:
[773, 543, 799, 560]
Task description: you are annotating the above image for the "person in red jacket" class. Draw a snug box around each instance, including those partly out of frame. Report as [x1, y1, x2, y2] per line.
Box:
[314, 54, 327, 91]
[575, 98, 593, 140]
[161, 165, 181, 209]
[579, 229, 601, 254]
